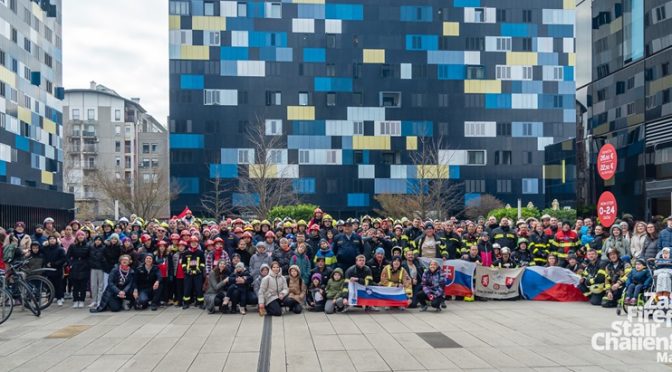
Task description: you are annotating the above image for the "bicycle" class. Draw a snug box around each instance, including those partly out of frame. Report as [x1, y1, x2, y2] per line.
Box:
[23, 266, 55, 311]
[0, 260, 41, 317]
[0, 274, 13, 325]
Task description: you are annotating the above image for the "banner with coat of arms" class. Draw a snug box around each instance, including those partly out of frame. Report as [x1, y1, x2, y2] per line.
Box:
[474, 266, 524, 299]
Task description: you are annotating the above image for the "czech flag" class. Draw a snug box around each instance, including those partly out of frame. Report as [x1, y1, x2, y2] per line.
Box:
[348, 282, 408, 307]
[443, 260, 476, 297]
[520, 266, 587, 302]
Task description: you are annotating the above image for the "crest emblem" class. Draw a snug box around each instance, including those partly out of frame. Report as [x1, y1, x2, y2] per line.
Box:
[481, 274, 489, 287]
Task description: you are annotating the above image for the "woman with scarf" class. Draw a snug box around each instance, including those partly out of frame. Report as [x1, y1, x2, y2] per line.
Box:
[90, 254, 135, 313]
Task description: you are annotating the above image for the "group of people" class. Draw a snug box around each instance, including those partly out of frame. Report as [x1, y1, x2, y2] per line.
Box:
[0, 207, 671, 316]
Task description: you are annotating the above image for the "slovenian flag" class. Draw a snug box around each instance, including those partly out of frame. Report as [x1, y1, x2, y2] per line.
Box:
[348, 282, 408, 307]
[520, 266, 587, 302]
[443, 260, 476, 297]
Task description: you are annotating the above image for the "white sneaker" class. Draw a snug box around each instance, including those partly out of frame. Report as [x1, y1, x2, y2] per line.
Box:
[72, 302, 78, 309]
[78, 302, 84, 308]
[57, 299, 63, 306]
[88, 302, 97, 308]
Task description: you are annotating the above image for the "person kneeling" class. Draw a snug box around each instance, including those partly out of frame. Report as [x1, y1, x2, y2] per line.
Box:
[225, 262, 252, 315]
[284, 265, 306, 314]
[417, 260, 445, 312]
[258, 261, 289, 316]
[90, 255, 135, 313]
[205, 260, 230, 313]
[324, 268, 346, 314]
[134, 255, 162, 311]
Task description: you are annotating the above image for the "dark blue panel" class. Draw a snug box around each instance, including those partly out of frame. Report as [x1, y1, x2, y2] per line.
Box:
[325, 4, 364, 20]
[233, 193, 260, 206]
[15, 135, 29, 152]
[175, 177, 200, 194]
[347, 193, 369, 207]
[209, 164, 238, 178]
[293, 178, 316, 194]
[437, 64, 464, 80]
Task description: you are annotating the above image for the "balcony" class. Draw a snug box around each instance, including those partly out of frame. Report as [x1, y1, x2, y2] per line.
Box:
[81, 163, 98, 171]
[81, 131, 97, 138]
[72, 144, 99, 153]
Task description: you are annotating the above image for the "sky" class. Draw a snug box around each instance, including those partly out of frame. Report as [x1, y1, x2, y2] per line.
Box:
[62, 1, 169, 125]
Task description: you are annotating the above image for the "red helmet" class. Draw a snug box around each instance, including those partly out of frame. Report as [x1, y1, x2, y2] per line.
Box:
[178, 240, 187, 246]
[140, 234, 152, 243]
[189, 236, 199, 243]
[310, 224, 320, 232]
[180, 230, 190, 236]
[242, 231, 253, 239]
[265, 231, 276, 238]
[233, 218, 244, 225]
[170, 233, 180, 241]
[233, 227, 244, 234]
[314, 208, 323, 214]
[213, 237, 224, 244]
[157, 241, 167, 246]
[205, 239, 214, 246]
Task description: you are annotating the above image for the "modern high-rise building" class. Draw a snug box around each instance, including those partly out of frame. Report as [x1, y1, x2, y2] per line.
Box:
[545, 0, 672, 218]
[169, 0, 577, 216]
[63, 82, 170, 220]
[0, 0, 73, 228]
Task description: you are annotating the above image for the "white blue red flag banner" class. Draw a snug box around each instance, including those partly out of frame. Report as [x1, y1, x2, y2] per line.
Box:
[474, 266, 524, 299]
[442, 260, 476, 297]
[347, 282, 408, 307]
[520, 266, 587, 302]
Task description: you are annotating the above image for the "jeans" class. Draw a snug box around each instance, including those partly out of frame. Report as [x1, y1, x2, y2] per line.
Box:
[226, 285, 248, 309]
[265, 299, 283, 316]
[91, 269, 105, 304]
[626, 283, 644, 300]
[324, 298, 344, 314]
[136, 287, 161, 308]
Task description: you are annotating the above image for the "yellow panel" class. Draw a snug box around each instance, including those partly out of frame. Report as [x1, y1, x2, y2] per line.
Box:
[562, 159, 566, 184]
[169, 15, 181, 30]
[592, 123, 609, 136]
[610, 19, 622, 33]
[363, 49, 385, 64]
[543, 165, 563, 179]
[32, 2, 43, 21]
[287, 106, 315, 120]
[563, 0, 575, 9]
[561, 140, 573, 151]
[464, 80, 501, 94]
[180, 45, 210, 60]
[650, 75, 672, 95]
[192, 16, 226, 31]
[41, 171, 53, 186]
[249, 165, 278, 179]
[406, 136, 417, 150]
[506, 52, 538, 65]
[352, 136, 390, 150]
[18, 107, 32, 124]
[0, 65, 16, 86]
[627, 113, 644, 126]
[442, 22, 459, 36]
[43, 118, 56, 134]
[417, 165, 449, 179]
[567, 53, 575, 66]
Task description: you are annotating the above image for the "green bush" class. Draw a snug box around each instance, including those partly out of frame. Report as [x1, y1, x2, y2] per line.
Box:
[268, 204, 318, 222]
[540, 208, 577, 222]
[488, 207, 540, 221]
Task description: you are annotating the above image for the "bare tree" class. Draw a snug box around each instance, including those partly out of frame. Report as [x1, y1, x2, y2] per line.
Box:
[200, 172, 232, 220]
[375, 137, 463, 220]
[236, 117, 298, 219]
[464, 194, 504, 220]
[93, 166, 176, 220]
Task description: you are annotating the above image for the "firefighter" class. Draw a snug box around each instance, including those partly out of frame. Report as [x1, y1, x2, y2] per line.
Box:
[578, 249, 607, 305]
[490, 218, 517, 252]
[182, 236, 206, 309]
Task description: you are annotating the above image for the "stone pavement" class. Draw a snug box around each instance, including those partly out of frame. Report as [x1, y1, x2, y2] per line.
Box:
[0, 300, 670, 372]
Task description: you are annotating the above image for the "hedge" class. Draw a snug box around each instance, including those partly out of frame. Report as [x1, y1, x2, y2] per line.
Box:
[268, 204, 318, 222]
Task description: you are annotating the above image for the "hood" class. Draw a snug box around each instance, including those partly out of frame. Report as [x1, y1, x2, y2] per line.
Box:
[259, 263, 270, 274]
[609, 225, 622, 237]
[331, 267, 344, 280]
[289, 264, 301, 275]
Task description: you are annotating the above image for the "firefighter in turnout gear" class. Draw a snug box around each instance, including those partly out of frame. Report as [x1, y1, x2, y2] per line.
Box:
[578, 249, 607, 305]
[461, 222, 479, 256]
[530, 224, 550, 266]
[490, 218, 517, 251]
[552, 221, 579, 265]
[182, 236, 206, 309]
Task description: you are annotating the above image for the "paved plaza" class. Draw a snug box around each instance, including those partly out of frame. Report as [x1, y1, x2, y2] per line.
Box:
[0, 301, 669, 372]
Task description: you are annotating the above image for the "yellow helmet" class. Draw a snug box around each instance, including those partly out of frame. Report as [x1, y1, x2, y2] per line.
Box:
[251, 219, 261, 226]
[103, 219, 114, 228]
[297, 220, 307, 226]
[283, 221, 293, 228]
[160, 222, 169, 229]
[244, 225, 254, 232]
[261, 220, 271, 227]
[323, 214, 333, 221]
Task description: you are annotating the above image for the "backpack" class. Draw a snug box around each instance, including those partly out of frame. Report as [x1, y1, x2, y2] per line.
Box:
[2, 243, 18, 264]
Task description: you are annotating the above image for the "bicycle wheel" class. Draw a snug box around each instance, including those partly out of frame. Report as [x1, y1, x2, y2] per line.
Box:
[0, 288, 13, 324]
[16, 281, 40, 317]
[25, 275, 54, 310]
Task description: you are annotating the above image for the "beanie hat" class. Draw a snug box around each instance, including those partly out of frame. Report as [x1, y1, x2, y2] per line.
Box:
[235, 262, 245, 270]
[375, 247, 385, 256]
[311, 273, 322, 282]
[108, 233, 120, 241]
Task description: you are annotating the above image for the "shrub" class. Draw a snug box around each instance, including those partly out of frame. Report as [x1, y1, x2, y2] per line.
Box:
[488, 207, 540, 221]
[540, 208, 577, 222]
[268, 204, 319, 222]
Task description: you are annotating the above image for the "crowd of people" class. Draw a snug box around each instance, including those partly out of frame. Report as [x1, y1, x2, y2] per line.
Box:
[1, 208, 671, 316]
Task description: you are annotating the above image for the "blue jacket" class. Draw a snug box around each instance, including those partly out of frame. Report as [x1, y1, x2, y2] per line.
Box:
[626, 268, 652, 288]
[333, 233, 363, 269]
[659, 227, 672, 250]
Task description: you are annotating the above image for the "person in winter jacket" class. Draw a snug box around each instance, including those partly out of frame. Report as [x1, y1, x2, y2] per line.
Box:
[418, 260, 445, 312]
[602, 225, 630, 260]
[629, 222, 648, 259]
[413, 224, 447, 259]
[402, 249, 423, 308]
[310, 257, 333, 286]
[290, 243, 311, 284]
[658, 217, 672, 251]
[324, 268, 346, 314]
[655, 247, 672, 299]
[625, 259, 652, 305]
[43, 235, 66, 306]
[134, 255, 162, 310]
[182, 236, 206, 309]
[530, 224, 550, 266]
[367, 248, 388, 284]
[224, 262, 252, 314]
[103, 233, 123, 286]
[492, 247, 517, 269]
[578, 249, 607, 305]
[512, 238, 534, 267]
[205, 260, 231, 313]
[314, 239, 337, 268]
[252, 264, 270, 302]
[380, 256, 413, 306]
[307, 273, 325, 311]
[249, 241, 273, 280]
[462, 244, 481, 263]
[272, 238, 294, 275]
[476, 233, 493, 267]
[601, 248, 628, 308]
[26, 242, 44, 272]
[258, 261, 289, 316]
[67, 231, 90, 308]
[641, 223, 659, 260]
[333, 222, 364, 270]
[90, 255, 135, 313]
[285, 265, 306, 314]
[88, 236, 106, 308]
[344, 255, 373, 287]
[490, 218, 517, 252]
[153, 241, 172, 305]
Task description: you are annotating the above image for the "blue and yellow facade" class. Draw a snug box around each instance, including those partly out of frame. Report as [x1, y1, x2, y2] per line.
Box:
[169, 0, 577, 216]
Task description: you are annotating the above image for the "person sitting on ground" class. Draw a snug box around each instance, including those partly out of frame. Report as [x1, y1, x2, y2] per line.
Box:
[225, 262, 252, 314]
[90, 255, 135, 313]
[601, 248, 627, 308]
[625, 258, 652, 305]
[205, 260, 230, 313]
[307, 273, 325, 312]
[133, 254, 161, 311]
[545, 253, 559, 267]
[324, 268, 347, 314]
[417, 260, 445, 312]
[578, 249, 607, 306]
[367, 248, 388, 285]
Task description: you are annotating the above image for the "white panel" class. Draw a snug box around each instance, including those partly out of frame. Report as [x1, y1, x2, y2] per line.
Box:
[0, 18, 10, 39]
[400, 63, 412, 79]
[292, 18, 315, 33]
[374, 121, 401, 136]
[325, 19, 342, 34]
[220, 1, 237, 16]
[464, 121, 496, 137]
[464, 51, 480, 65]
[542, 66, 564, 81]
[536, 37, 553, 53]
[464, 7, 496, 23]
[542, 9, 575, 25]
[347, 107, 385, 121]
[231, 31, 248, 47]
[537, 137, 555, 151]
[325, 120, 354, 136]
[265, 119, 283, 135]
[485, 37, 497, 51]
[0, 143, 11, 162]
[45, 146, 55, 160]
[390, 165, 407, 179]
[236, 61, 265, 77]
[512, 94, 538, 109]
[358, 165, 375, 179]
[439, 150, 467, 165]
[277, 164, 299, 178]
[563, 38, 574, 53]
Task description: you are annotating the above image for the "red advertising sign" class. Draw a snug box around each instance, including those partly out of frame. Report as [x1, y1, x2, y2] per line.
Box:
[597, 144, 617, 180]
[597, 191, 618, 228]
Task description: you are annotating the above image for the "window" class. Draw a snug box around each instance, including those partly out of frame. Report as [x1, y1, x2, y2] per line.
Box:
[553, 66, 563, 80]
[265, 119, 282, 135]
[411, 93, 425, 107]
[354, 150, 364, 164]
[497, 9, 507, 22]
[627, 77, 635, 89]
[87, 109, 95, 120]
[265, 91, 282, 106]
[237, 2, 247, 17]
[125, 125, 132, 136]
[326, 93, 336, 107]
[523, 9, 532, 23]
[380, 92, 401, 107]
[522, 38, 532, 51]
[353, 121, 364, 135]
[616, 81, 625, 95]
[497, 122, 511, 136]
[124, 140, 131, 153]
[655, 5, 667, 22]
[596, 88, 607, 102]
[299, 150, 310, 164]
[142, 144, 150, 154]
[326, 150, 338, 164]
[268, 3, 281, 18]
[466, 65, 485, 79]
[467, 150, 486, 165]
[113, 109, 121, 121]
[115, 125, 121, 135]
[466, 180, 486, 193]
[379, 121, 401, 136]
[496, 37, 512, 51]
[663, 89, 671, 104]
[496, 65, 511, 80]
[466, 37, 485, 51]
[72, 109, 80, 120]
[326, 35, 337, 48]
[474, 8, 485, 23]
[23, 38, 31, 53]
[169, 1, 190, 15]
[663, 63, 670, 77]
[522, 151, 533, 164]
[438, 94, 449, 107]
[496, 180, 511, 193]
[115, 141, 121, 152]
[205, 31, 220, 46]
[152, 144, 158, 153]
[352, 63, 362, 78]
[125, 156, 131, 169]
[299, 92, 309, 106]
[522, 178, 538, 194]
[238, 149, 252, 164]
[141, 158, 150, 168]
[465, 122, 491, 137]
[380, 64, 393, 78]
[522, 66, 533, 80]
[326, 64, 336, 77]
[44, 53, 52, 68]
[268, 149, 283, 164]
[10, 27, 16, 43]
[204, 1, 215, 16]
[495, 151, 512, 165]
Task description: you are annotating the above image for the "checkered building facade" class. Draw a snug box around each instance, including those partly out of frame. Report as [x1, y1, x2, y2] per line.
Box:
[169, 0, 577, 216]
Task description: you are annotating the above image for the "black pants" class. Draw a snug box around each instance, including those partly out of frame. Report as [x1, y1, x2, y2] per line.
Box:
[183, 274, 204, 304]
[226, 285, 248, 309]
[173, 278, 183, 304]
[98, 288, 126, 312]
[282, 298, 303, 314]
[136, 287, 161, 308]
[47, 274, 64, 300]
[71, 278, 88, 302]
[417, 292, 444, 309]
[265, 299, 283, 316]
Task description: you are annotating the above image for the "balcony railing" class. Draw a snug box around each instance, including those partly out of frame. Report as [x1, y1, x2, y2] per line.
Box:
[81, 131, 97, 137]
[72, 144, 98, 153]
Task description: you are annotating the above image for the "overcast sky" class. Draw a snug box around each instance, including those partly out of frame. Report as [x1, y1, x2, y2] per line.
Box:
[62, 1, 169, 125]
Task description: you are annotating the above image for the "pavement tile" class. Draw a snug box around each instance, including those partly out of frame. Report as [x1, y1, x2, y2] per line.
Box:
[223, 351, 259, 372]
[347, 349, 391, 372]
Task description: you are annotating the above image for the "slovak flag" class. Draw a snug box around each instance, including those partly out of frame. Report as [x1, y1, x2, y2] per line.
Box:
[443, 260, 476, 297]
[520, 266, 587, 302]
[348, 282, 408, 307]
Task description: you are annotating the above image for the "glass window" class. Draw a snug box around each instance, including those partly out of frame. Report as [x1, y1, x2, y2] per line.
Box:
[87, 109, 94, 120]
[115, 109, 121, 121]
[151, 144, 158, 152]
[466, 65, 485, 79]
[380, 92, 401, 107]
[467, 150, 485, 165]
[623, 0, 644, 63]
[115, 141, 121, 152]
[326, 93, 336, 107]
[142, 144, 150, 154]
[299, 92, 309, 106]
[204, 1, 215, 16]
[115, 125, 121, 135]
[237, 2, 247, 17]
[299, 150, 310, 164]
[72, 109, 80, 120]
[474, 8, 485, 23]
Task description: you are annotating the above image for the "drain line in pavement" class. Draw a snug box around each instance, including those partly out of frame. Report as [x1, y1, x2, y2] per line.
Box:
[258, 315, 272, 372]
